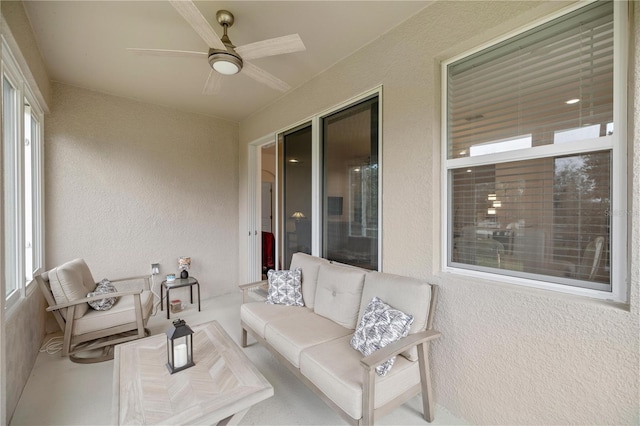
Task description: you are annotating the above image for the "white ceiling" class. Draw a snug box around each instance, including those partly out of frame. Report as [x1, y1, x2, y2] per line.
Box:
[23, 1, 431, 122]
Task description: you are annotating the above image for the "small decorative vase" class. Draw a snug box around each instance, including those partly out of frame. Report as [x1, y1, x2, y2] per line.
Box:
[180, 270, 189, 279]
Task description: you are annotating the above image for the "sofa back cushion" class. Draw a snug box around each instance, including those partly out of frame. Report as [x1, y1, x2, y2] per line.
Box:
[314, 263, 366, 329]
[290, 253, 329, 309]
[48, 258, 97, 320]
[359, 271, 432, 361]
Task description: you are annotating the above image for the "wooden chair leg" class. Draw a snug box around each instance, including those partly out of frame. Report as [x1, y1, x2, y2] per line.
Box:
[134, 294, 145, 337]
[418, 341, 435, 422]
[62, 305, 76, 357]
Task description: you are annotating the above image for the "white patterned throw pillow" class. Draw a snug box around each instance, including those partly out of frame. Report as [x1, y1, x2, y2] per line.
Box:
[350, 296, 414, 376]
[266, 268, 304, 306]
[87, 278, 118, 311]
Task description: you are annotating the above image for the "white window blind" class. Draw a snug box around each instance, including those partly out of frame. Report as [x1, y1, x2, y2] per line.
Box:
[447, 1, 613, 160]
[451, 151, 611, 289]
[444, 1, 624, 295]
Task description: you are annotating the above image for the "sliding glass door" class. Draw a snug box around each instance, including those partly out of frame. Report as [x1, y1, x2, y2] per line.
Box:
[277, 124, 312, 269]
[269, 90, 381, 271]
[322, 95, 379, 270]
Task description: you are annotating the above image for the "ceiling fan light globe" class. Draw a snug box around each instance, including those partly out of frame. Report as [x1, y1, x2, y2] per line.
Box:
[214, 61, 240, 75]
[208, 49, 243, 75]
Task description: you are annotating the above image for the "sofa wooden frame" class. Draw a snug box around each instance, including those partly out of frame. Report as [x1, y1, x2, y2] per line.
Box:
[239, 280, 441, 426]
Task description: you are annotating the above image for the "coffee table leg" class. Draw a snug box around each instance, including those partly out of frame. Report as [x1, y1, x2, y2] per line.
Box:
[217, 408, 249, 426]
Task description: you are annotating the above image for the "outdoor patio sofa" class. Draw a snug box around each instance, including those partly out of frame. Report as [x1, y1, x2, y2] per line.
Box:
[239, 252, 440, 425]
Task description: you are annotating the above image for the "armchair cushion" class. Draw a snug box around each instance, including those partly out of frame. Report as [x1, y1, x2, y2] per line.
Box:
[48, 258, 97, 319]
[87, 279, 118, 311]
[73, 290, 153, 335]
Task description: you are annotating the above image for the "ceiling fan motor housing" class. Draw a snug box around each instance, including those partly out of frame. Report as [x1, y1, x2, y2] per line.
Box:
[208, 48, 243, 75]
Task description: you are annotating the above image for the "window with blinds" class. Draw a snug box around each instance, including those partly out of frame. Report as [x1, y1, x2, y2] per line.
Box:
[447, 1, 613, 159]
[443, 1, 625, 295]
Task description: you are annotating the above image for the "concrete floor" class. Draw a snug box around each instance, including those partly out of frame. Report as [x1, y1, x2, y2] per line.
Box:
[10, 292, 466, 425]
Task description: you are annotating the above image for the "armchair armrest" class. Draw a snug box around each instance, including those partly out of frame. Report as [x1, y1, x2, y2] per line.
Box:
[360, 329, 441, 370]
[110, 275, 151, 290]
[45, 289, 144, 312]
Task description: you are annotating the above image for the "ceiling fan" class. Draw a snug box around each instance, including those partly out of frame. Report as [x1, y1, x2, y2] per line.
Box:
[128, 1, 306, 94]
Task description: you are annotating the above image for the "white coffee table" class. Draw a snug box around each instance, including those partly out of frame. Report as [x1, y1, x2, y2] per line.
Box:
[113, 320, 273, 425]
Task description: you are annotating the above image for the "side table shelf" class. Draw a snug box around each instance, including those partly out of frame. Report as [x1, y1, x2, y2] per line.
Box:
[160, 277, 201, 319]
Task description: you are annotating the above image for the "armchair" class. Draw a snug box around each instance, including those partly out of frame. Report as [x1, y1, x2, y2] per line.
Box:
[36, 258, 154, 363]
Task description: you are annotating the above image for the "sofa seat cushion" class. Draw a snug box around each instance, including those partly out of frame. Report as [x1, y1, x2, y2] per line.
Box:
[299, 335, 420, 420]
[313, 263, 366, 329]
[264, 312, 352, 368]
[73, 290, 153, 336]
[290, 253, 330, 309]
[241, 302, 312, 339]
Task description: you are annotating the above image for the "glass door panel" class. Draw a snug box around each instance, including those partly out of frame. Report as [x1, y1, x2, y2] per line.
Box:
[322, 96, 379, 270]
[277, 124, 312, 269]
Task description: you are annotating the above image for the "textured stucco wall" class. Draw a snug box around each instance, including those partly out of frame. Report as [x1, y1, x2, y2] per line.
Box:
[5, 291, 45, 421]
[239, 1, 640, 424]
[46, 83, 239, 301]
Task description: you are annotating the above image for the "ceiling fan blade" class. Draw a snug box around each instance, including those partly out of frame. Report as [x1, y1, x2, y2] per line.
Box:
[168, 0, 225, 50]
[127, 48, 207, 58]
[236, 34, 306, 61]
[202, 70, 222, 95]
[242, 62, 291, 92]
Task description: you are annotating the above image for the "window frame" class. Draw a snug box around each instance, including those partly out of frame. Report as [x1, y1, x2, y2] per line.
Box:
[2, 35, 45, 314]
[440, 1, 628, 302]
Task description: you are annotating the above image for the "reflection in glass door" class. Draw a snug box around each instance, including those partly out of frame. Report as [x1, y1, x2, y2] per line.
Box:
[278, 124, 312, 269]
[322, 95, 379, 270]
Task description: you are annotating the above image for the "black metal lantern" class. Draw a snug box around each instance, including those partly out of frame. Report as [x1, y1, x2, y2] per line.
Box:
[166, 318, 194, 374]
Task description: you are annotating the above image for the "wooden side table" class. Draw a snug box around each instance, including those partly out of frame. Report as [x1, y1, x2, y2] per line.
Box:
[161, 276, 201, 319]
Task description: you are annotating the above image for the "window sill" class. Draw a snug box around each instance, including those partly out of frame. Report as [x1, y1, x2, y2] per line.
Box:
[5, 280, 41, 320]
[436, 267, 629, 309]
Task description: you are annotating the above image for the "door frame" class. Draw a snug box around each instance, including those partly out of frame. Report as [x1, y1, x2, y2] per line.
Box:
[247, 134, 276, 282]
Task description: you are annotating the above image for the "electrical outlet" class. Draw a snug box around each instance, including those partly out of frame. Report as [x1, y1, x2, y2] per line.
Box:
[151, 263, 160, 275]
